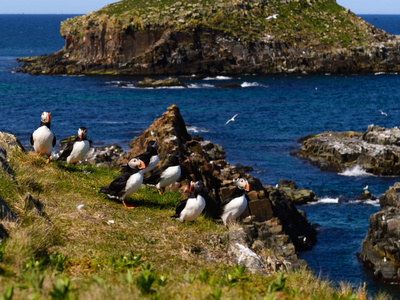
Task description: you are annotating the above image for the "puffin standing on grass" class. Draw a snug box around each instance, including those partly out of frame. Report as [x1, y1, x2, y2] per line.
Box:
[220, 178, 250, 225]
[58, 127, 91, 164]
[171, 181, 206, 222]
[143, 152, 181, 194]
[30, 111, 56, 164]
[99, 158, 146, 209]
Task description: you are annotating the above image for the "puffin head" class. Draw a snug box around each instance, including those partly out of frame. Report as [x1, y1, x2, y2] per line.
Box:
[78, 127, 88, 140]
[233, 178, 250, 192]
[189, 181, 203, 192]
[147, 140, 158, 151]
[41, 111, 51, 124]
[128, 158, 146, 170]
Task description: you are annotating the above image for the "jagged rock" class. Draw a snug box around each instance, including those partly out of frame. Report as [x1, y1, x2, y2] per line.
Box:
[135, 77, 187, 88]
[358, 183, 400, 283]
[81, 144, 126, 168]
[0, 196, 18, 223]
[0, 147, 16, 181]
[226, 227, 267, 274]
[277, 180, 317, 205]
[124, 104, 318, 253]
[295, 125, 400, 176]
[0, 132, 25, 153]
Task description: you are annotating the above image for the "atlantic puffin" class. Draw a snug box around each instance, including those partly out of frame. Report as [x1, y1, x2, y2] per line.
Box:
[171, 181, 206, 222]
[58, 127, 91, 164]
[143, 152, 181, 194]
[99, 158, 146, 209]
[220, 178, 250, 225]
[30, 111, 56, 164]
[127, 140, 159, 174]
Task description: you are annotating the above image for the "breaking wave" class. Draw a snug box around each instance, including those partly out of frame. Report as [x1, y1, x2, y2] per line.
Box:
[338, 166, 374, 177]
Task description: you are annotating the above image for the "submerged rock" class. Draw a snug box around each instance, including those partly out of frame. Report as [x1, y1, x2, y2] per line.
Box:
[135, 77, 187, 88]
[295, 125, 400, 176]
[359, 183, 400, 283]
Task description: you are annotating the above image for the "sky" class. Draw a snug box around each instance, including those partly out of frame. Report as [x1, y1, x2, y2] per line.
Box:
[0, 0, 400, 15]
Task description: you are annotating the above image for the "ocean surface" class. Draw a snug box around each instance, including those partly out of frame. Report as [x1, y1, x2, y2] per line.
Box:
[1, 14, 400, 297]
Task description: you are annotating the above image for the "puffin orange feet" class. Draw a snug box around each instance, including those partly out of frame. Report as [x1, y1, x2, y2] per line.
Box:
[122, 200, 135, 209]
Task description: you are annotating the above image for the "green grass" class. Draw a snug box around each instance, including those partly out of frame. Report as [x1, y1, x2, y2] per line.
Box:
[60, 0, 384, 49]
[0, 150, 390, 299]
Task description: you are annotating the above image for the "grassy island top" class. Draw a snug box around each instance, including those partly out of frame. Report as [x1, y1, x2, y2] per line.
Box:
[61, 0, 390, 47]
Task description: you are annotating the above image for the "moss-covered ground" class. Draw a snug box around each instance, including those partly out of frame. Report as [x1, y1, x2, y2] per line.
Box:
[0, 150, 389, 299]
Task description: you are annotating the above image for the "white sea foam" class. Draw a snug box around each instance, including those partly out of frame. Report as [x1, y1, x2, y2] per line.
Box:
[374, 72, 386, 76]
[308, 197, 339, 205]
[186, 126, 209, 133]
[203, 76, 232, 80]
[241, 82, 265, 87]
[188, 83, 215, 89]
[338, 165, 374, 177]
[354, 199, 380, 207]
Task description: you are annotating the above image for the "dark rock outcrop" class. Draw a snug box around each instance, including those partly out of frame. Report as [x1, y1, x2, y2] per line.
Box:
[277, 179, 317, 205]
[135, 77, 187, 88]
[16, 0, 400, 76]
[358, 183, 400, 283]
[295, 125, 400, 176]
[124, 104, 318, 254]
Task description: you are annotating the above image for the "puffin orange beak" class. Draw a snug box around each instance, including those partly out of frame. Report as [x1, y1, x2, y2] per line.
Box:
[189, 181, 194, 192]
[138, 160, 146, 169]
[245, 182, 250, 191]
[79, 132, 83, 140]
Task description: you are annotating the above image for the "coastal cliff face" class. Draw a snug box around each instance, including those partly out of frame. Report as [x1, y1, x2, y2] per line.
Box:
[18, 0, 400, 75]
[359, 183, 400, 283]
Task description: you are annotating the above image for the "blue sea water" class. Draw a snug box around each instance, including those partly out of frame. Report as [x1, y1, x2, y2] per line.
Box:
[1, 14, 400, 297]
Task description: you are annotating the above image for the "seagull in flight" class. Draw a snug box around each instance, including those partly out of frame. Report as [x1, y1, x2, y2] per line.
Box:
[379, 110, 388, 116]
[363, 185, 368, 190]
[225, 114, 238, 125]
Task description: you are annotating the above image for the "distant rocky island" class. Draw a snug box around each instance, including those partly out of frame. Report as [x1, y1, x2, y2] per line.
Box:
[17, 0, 400, 75]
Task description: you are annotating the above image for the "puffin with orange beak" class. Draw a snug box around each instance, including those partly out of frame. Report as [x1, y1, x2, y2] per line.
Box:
[58, 127, 91, 165]
[219, 178, 250, 225]
[99, 158, 146, 209]
[30, 111, 56, 164]
[171, 181, 206, 222]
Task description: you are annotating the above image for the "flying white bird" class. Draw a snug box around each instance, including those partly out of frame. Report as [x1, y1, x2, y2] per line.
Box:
[225, 114, 238, 125]
[363, 185, 368, 190]
[266, 14, 279, 20]
[379, 110, 388, 116]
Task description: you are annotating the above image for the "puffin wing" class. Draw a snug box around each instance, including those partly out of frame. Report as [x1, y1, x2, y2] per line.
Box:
[108, 172, 132, 193]
[171, 199, 188, 218]
[30, 133, 34, 145]
[58, 142, 75, 161]
[52, 133, 57, 147]
[220, 197, 234, 208]
[143, 164, 168, 184]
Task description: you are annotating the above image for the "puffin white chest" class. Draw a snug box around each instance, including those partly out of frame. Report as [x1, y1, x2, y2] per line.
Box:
[67, 140, 90, 164]
[157, 165, 181, 189]
[123, 171, 143, 197]
[32, 126, 54, 155]
[180, 194, 206, 222]
[143, 155, 159, 174]
[222, 194, 248, 223]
